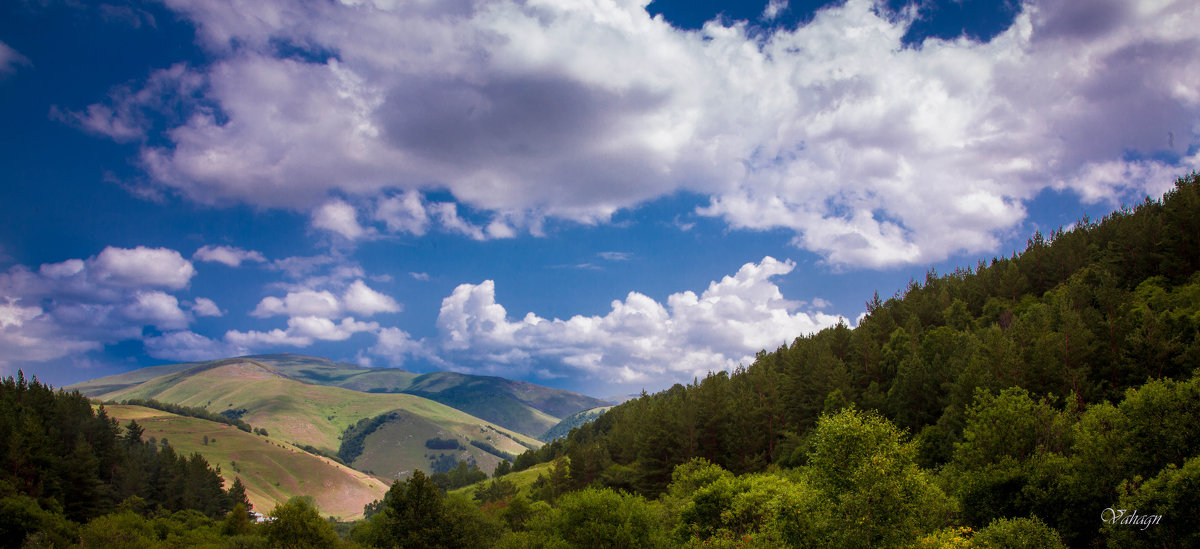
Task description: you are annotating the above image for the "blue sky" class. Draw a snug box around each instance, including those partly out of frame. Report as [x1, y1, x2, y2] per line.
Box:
[1, 0, 1196, 398]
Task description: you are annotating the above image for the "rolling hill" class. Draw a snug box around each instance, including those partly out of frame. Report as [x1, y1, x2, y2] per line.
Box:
[74, 358, 540, 481]
[102, 404, 388, 520]
[72, 353, 609, 438]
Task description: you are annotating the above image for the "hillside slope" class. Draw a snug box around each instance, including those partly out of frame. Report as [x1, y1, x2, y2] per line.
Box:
[80, 359, 540, 479]
[74, 354, 609, 439]
[103, 404, 388, 520]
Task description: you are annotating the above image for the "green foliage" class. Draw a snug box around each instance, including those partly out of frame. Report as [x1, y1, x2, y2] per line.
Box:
[1104, 455, 1200, 548]
[474, 477, 518, 503]
[425, 437, 463, 450]
[493, 459, 512, 477]
[228, 477, 251, 512]
[526, 487, 670, 549]
[264, 497, 342, 549]
[432, 460, 488, 492]
[354, 469, 500, 549]
[222, 502, 253, 536]
[973, 517, 1067, 548]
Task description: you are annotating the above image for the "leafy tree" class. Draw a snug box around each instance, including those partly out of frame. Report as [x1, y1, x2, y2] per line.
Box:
[264, 497, 341, 549]
[529, 487, 669, 549]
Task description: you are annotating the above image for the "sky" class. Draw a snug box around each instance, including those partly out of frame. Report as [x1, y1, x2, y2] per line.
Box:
[1, 0, 1197, 399]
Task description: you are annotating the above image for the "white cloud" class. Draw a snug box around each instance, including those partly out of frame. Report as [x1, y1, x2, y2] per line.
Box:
[52, 63, 203, 141]
[762, 0, 788, 21]
[89, 246, 196, 289]
[286, 316, 378, 341]
[430, 257, 846, 387]
[252, 279, 400, 318]
[225, 327, 313, 348]
[342, 279, 401, 316]
[224, 315, 377, 348]
[143, 330, 249, 362]
[122, 290, 189, 329]
[429, 202, 486, 240]
[251, 289, 340, 318]
[368, 326, 425, 367]
[409, 272, 430, 281]
[79, 0, 1200, 267]
[193, 244, 267, 267]
[312, 199, 367, 239]
[373, 190, 429, 235]
[0, 247, 201, 366]
[189, 297, 224, 317]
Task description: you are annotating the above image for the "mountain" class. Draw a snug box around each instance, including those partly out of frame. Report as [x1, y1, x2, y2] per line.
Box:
[102, 404, 388, 520]
[72, 358, 540, 480]
[539, 406, 612, 442]
[74, 354, 607, 439]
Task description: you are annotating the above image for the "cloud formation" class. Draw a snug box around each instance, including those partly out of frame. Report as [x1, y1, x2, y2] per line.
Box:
[75, 0, 1200, 267]
[250, 279, 399, 318]
[193, 245, 267, 267]
[0, 41, 30, 76]
[417, 256, 845, 387]
[0, 247, 199, 365]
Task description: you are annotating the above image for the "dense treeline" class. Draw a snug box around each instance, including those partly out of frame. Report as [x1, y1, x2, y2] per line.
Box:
[338, 412, 397, 464]
[112, 397, 254, 433]
[495, 172, 1200, 547]
[0, 374, 247, 547]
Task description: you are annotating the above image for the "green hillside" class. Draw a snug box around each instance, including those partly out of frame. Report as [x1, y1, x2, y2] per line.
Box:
[539, 406, 611, 442]
[73, 354, 608, 439]
[103, 404, 388, 520]
[79, 359, 540, 480]
[401, 372, 579, 437]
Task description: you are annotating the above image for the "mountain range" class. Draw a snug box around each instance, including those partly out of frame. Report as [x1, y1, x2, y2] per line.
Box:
[68, 353, 610, 516]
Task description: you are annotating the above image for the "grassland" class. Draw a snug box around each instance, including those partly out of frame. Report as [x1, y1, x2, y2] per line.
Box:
[73, 354, 609, 439]
[103, 404, 389, 520]
[449, 461, 557, 500]
[85, 360, 540, 482]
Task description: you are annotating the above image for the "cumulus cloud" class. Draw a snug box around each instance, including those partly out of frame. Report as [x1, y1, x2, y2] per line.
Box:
[368, 326, 426, 367]
[374, 190, 429, 235]
[89, 246, 196, 289]
[251, 289, 340, 318]
[251, 279, 399, 318]
[225, 316, 377, 348]
[121, 291, 189, 329]
[0, 247, 199, 366]
[74, 0, 1200, 268]
[427, 257, 846, 386]
[189, 297, 224, 317]
[312, 199, 368, 239]
[343, 279, 402, 315]
[143, 330, 248, 362]
[193, 244, 266, 267]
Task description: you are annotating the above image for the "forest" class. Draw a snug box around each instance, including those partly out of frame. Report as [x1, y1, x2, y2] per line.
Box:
[2, 173, 1199, 548]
